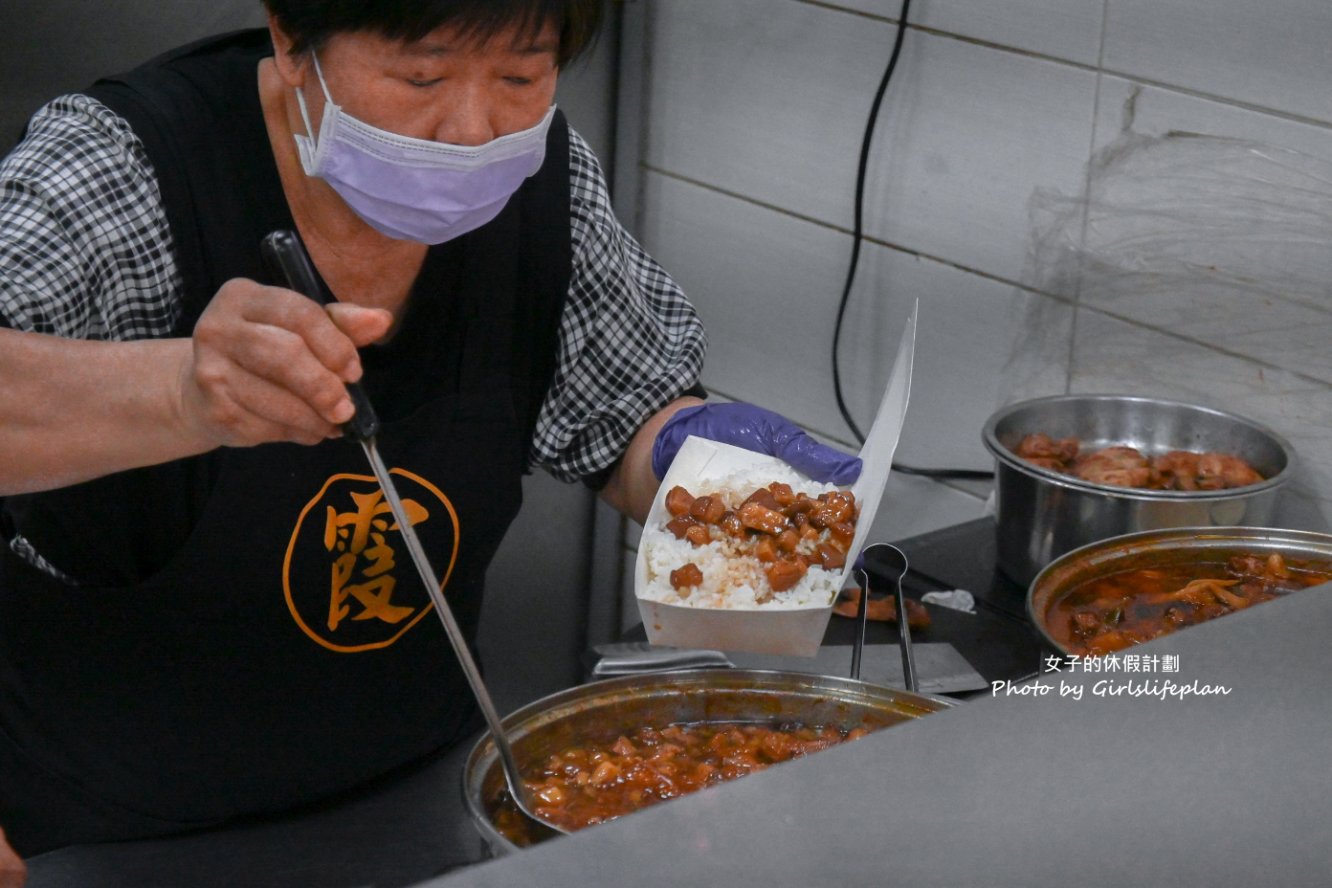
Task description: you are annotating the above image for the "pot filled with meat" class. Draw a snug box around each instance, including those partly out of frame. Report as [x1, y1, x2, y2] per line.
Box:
[1027, 526, 1332, 656]
[462, 668, 950, 853]
[981, 394, 1294, 585]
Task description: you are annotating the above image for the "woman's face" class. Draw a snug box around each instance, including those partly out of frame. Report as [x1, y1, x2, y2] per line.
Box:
[297, 20, 560, 146]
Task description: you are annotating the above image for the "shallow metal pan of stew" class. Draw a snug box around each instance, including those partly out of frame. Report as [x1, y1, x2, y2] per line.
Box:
[1027, 526, 1332, 656]
[462, 668, 951, 853]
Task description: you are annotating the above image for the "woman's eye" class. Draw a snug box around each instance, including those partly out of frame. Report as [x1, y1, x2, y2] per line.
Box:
[504, 76, 534, 86]
[407, 77, 443, 88]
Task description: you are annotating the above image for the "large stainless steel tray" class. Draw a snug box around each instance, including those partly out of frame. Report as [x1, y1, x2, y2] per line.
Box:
[462, 668, 951, 852]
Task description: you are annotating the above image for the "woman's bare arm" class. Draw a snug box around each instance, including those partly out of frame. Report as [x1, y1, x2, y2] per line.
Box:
[0, 327, 208, 494]
[0, 279, 391, 496]
[0, 826, 24, 888]
[598, 395, 705, 525]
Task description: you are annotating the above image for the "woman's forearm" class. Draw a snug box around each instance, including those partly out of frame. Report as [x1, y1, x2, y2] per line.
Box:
[0, 825, 25, 888]
[0, 328, 212, 495]
[599, 395, 706, 525]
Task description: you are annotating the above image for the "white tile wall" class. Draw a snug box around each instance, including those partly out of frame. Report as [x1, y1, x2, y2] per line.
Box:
[1103, 0, 1332, 124]
[646, 0, 1100, 283]
[1092, 77, 1332, 159]
[1035, 103, 1332, 386]
[834, 0, 1105, 67]
[859, 33, 1099, 284]
[638, 171, 1073, 471]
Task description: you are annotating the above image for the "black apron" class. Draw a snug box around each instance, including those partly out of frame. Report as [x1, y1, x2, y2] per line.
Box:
[0, 31, 571, 855]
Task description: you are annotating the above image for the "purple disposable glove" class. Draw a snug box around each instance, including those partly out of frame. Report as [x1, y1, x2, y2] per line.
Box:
[652, 403, 862, 485]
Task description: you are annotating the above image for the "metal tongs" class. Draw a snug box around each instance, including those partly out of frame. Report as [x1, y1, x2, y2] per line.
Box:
[261, 230, 564, 840]
[852, 542, 918, 692]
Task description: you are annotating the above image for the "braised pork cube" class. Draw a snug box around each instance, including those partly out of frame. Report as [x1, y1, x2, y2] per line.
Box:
[665, 485, 696, 518]
[670, 563, 704, 592]
[738, 502, 788, 536]
[689, 494, 726, 525]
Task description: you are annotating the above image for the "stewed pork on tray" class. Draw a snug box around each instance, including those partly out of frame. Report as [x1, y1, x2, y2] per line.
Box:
[1012, 431, 1262, 492]
[1013, 432, 1264, 490]
[1044, 550, 1332, 656]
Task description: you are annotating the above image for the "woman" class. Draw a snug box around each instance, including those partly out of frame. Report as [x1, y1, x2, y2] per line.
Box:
[0, 0, 858, 863]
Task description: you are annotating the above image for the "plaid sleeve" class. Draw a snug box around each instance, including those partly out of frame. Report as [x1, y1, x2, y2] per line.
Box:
[529, 127, 708, 484]
[0, 94, 183, 340]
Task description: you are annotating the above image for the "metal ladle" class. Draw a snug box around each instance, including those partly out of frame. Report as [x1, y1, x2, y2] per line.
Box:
[853, 543, 918, 692]
[261, 230, 565, 841]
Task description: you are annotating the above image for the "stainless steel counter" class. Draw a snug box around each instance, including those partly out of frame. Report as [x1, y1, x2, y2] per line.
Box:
[429, 584, 1332, 887]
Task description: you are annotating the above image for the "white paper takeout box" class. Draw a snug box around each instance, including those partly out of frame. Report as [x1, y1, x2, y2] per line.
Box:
[634, 307, 918, 657]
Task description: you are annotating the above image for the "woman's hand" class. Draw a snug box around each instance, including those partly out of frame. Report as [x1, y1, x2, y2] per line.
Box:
[0, 827, 25, 888]
[652, 403, 862, 485]
[180, 278, 392, 447]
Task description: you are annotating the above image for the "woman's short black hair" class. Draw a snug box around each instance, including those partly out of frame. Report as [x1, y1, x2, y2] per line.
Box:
[262, 0, 604, 66]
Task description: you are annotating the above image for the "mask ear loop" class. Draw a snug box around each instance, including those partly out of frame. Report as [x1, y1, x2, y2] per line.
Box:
[293, 50, 335, 143]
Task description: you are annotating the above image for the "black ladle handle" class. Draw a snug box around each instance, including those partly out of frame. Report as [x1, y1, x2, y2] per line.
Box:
[260, 230, 379, 442]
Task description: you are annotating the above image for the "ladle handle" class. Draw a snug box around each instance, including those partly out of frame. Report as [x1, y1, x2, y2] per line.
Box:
[894, 575, 918, 693]
[260, 231, 532, 812]
[851, 573, 870, 682]
[260, 230, 379, 442]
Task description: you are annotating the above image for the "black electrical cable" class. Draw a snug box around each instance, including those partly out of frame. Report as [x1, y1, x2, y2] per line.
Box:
[830, 0, 995, 482]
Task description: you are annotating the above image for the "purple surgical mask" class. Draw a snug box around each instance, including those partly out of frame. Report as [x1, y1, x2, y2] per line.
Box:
[293, 53, 555, 244]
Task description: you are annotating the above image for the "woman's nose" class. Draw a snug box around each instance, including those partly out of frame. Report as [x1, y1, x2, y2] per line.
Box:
[434, 88, 495, 146]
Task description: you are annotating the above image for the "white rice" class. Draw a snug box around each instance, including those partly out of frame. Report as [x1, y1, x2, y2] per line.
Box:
[638, 466, 847, 610]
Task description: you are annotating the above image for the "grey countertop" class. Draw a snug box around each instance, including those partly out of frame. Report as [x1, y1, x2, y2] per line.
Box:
[428, 586, 1332, 888]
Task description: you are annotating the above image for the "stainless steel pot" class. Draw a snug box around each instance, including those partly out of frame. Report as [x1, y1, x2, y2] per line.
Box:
[462, 668, 951, 854]
[1026, 525, 1332, 655]
[982, 394, 1294, 585]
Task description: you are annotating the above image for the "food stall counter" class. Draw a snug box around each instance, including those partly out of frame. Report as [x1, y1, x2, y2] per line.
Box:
[427, 573, 1332, 888]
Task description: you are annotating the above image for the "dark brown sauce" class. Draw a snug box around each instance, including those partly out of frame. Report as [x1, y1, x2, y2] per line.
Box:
[488, 720, 871, 846]
[1046, 552, 1332, 656]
